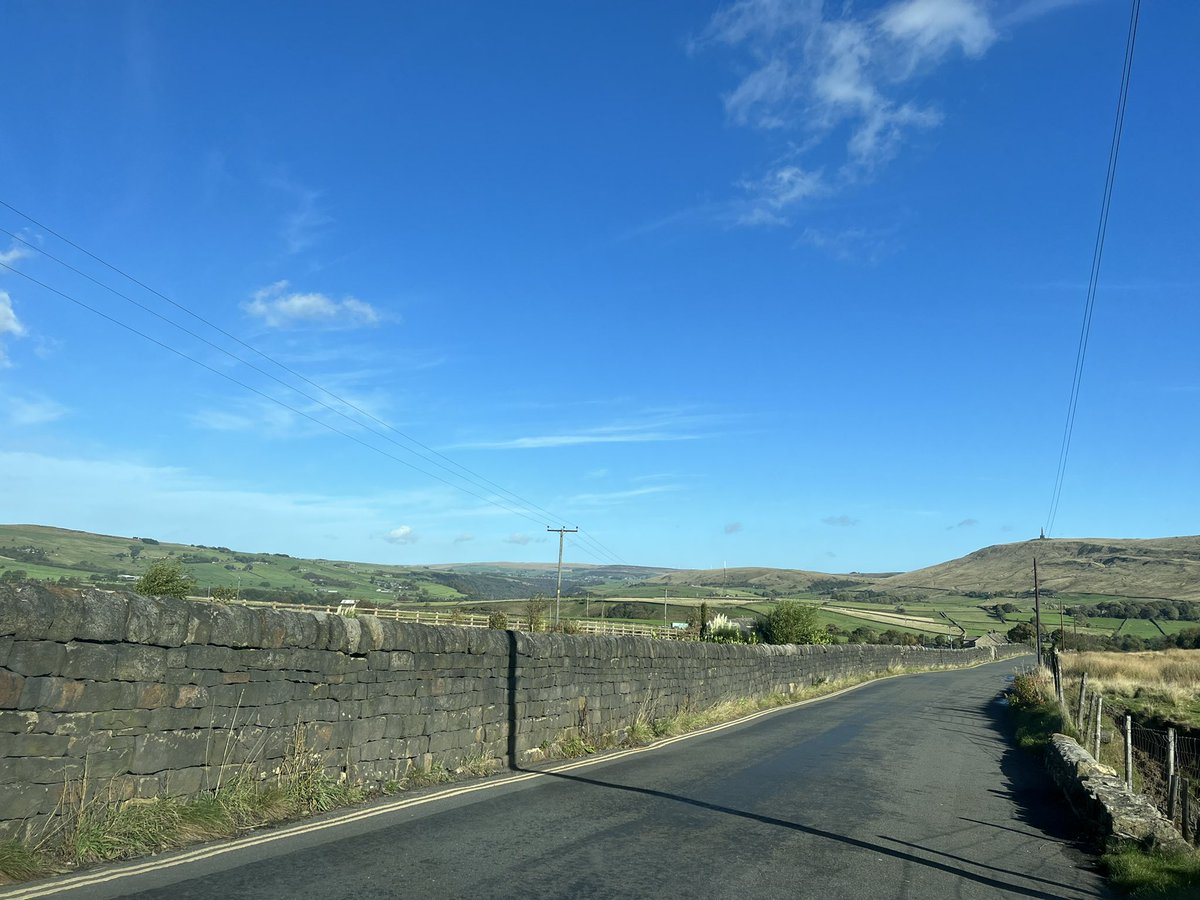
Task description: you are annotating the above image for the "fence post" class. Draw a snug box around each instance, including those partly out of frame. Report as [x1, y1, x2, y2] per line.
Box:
[1076, 673, 1088, 729]
[1168, 726, 1177, 784]
[1093, 695, 1103, 760]
[1169, 774, 1179, 824]
[1123, 714, 1133, 792]
[1054, 653, 1064, 704]
[1183, 779, 1193, 844]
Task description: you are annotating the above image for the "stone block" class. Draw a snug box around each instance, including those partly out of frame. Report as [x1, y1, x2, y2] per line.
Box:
[282, 611, 320, 649]
[1, 585, 58, 639]
[0, 782, 63, 818]
[80, 746, 136, 778]
[91, 708, 150, 731]
[209, 603, 261, 648]
[62, 641, 118, 681]
[0, 732, 72, 757]
[0, 711, 39, 733]
[164, 766, 206, 798]
[187, 643, 239, 672]
[173, 684, 209, 708]
[358, 615, 384, 652]
[134, 682, 173, 709]
[184, 602, 219, 645]
[131, 729, 213, 775]
[256, 608, 289, 649]
[0, 755, 83, 784]
[115, 644, 169, 681]
[143, 596, 192, 647]
[147, 707, 204, 731]
[0, 670, 26, 708]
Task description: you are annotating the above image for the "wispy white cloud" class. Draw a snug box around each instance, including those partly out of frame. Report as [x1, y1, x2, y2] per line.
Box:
[798, 223, 901, 263]
[724, 521, 743, 534]
[0, 290, 26, 367]
[189, 397, 327, 439]
[0, 390, 67, 426]
[456, 410, 720, 450]
[822, 514, 859, 527]
[998, 0, 1096, 29]
[567, 485, 680, 507]
[503, 533, 532, 545]
[463, 431, 700, 450]
[384, 525, 418, 545]
[271, 177, 332, 254]
[947, 517, 979, 529]
[0, 242, 30, 267]
[244, 281, 383, 330]
[695, 0, 1046, 225]
[453, 533, 475, 544]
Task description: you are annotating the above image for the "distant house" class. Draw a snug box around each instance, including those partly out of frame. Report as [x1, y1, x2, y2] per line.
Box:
[965, 631, 1007, 649]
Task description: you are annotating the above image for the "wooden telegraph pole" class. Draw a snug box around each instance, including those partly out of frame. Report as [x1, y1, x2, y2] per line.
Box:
[1034, 558, 1043, 668]
[547, 526, 578, 626]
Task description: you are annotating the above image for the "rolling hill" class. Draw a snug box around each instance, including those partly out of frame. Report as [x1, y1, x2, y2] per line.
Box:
[2, 524, 1198, 606]
[876, 537, 1200, 602]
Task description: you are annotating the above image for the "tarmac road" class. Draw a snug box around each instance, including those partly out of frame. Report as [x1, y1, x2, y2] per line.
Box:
[7, 657, 1110, 900]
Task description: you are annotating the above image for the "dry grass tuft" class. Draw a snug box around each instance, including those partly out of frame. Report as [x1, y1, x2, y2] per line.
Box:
[1059, 649, 1200, 722]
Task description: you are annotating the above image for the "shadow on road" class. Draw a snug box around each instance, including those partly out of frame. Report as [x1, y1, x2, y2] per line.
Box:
[523, 762, 1100, 899]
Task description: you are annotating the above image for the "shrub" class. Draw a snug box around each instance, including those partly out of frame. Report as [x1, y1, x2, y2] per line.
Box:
[487, 612, 509, 630]
[135, 558, 196, 600]
[763, 600, 830, 645]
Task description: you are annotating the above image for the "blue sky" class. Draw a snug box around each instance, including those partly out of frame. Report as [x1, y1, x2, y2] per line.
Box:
[1, 0, 1196, 572]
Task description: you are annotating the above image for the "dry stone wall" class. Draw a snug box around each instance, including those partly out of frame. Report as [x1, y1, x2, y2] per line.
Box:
[0, 582, 1025, 840]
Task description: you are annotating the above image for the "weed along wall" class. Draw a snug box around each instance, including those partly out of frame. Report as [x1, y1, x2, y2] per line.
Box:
[0, 583, 1027, 839]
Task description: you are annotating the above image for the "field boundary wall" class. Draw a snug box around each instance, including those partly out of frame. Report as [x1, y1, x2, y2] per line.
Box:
[0, 583, 1025, 839]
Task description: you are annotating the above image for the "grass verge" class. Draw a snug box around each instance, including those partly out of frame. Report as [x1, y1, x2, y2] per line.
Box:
[539, 660, 982, 761]
[1103, 846, 1200, 899]
[1004, 665, 1200, 898]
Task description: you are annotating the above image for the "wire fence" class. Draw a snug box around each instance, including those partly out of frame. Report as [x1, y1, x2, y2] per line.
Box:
[1057, 656, 1200, 842]
[1124, 719, 1200, 837]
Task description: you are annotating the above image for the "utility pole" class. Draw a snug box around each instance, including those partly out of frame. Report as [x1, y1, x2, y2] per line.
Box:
[663, 586, 668, 625]
[547, 526, 578, 625]
[1033, 558, 1043, 668]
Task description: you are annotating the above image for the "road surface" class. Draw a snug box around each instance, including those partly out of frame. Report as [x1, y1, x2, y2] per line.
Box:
[6, 657, 1109, 899]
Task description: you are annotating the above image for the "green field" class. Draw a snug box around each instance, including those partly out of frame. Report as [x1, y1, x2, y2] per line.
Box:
[5, 524, 1198, 645]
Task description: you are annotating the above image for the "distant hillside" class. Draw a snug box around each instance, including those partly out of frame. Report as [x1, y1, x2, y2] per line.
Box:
[0, 524, 663, 604]
[878, 537, 1200, 602]
[4, 524, 1198, 605]
[641, 566, 879, 596]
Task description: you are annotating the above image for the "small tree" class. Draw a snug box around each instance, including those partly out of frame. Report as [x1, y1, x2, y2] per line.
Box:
[525, 595, 548, 632]
[1007, 622, 1037, 645]
[136, 558, 196, 600]
[211, 585, 238, 602]
[762, 600, 830, 645]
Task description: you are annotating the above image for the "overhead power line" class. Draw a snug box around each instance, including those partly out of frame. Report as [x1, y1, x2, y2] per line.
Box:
[1044, 0, 1141, 537]
[0, 241, 626, 565]
[0, 204, 626, 564]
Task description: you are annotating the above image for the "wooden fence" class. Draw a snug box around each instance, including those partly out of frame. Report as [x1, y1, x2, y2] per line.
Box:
[224, 597, 691, 640]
